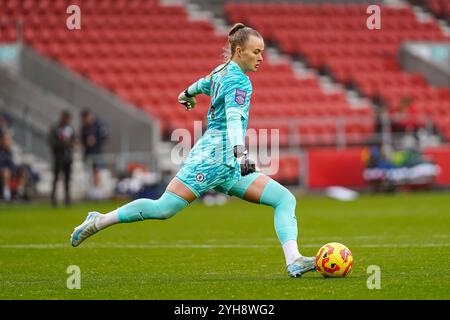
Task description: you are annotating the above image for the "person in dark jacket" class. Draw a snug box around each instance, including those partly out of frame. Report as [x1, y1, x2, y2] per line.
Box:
[49, 111, 75, 206]
[0, 131, 13, 201]
[80, 109, 108, 198]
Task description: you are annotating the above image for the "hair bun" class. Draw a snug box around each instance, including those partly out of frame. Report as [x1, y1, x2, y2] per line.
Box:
[228, 23, 246, 38]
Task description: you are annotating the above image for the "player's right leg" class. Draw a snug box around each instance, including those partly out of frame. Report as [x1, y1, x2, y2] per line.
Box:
[70, 177, 196, 247]
[227, 173, 316, 278]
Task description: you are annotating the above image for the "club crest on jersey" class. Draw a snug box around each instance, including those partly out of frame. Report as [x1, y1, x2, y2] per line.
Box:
[196, 173, 205, 182]
[235, 89, 247, 106]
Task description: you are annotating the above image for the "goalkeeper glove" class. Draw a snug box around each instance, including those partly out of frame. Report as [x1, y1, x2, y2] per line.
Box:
[178, 89, 197, 111]
[234, 145, 256, 176]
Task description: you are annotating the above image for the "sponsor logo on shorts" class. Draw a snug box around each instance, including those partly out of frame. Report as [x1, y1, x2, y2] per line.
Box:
[196, 173, 205, 182]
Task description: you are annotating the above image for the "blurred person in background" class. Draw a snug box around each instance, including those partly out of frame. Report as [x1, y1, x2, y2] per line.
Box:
[0, 130, 13, 201]
[0, 113, 34, 201]
[115, 162, 163, 200]
[0, 112, 12, 136]
[392, 96, 423, 134]
[80, 109, 108, 199]
[49, 111, 76, 207]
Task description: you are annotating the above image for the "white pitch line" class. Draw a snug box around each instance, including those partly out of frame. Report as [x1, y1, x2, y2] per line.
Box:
[0, 243, 449, 249]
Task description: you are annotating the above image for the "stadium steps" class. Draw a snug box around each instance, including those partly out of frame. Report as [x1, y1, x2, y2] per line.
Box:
[411, 3, 450, 37]
[265, 45, 373, 110]
[185, 0, 228, 21]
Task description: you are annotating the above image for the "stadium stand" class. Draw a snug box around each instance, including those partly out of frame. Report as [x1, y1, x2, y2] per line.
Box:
[0, 0, 374, 147]
[225, 2, 450, 143]
[0, 0, 378, 185]
[1, 0, 448, 187]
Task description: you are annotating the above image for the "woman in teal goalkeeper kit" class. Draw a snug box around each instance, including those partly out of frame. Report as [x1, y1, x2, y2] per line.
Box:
[70, 23, 315, 278]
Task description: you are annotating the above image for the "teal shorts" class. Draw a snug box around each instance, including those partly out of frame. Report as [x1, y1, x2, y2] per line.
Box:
[176, 157, 263, 198]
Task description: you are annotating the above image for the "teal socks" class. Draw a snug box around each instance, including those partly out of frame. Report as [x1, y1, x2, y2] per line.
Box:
[259, 179, 298, 245]
[117, 191, 189, 223]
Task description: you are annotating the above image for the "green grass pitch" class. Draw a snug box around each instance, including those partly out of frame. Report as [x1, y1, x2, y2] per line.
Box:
[0, 191, 449, 300]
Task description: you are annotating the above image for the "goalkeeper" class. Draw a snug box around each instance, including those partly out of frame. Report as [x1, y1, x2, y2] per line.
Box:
[70, 23, 315, 278]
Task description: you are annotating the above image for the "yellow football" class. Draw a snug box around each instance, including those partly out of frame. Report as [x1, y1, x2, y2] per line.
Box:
[315, 242, 353, 277]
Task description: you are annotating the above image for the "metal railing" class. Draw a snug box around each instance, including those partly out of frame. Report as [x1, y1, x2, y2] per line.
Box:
[249, 112, 438, 149]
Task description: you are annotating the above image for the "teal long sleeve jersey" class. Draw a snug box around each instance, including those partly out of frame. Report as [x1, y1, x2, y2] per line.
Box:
[185, 60, 253, 168]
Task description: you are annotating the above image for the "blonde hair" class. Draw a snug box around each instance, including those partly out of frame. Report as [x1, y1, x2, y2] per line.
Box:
[209, 23, 262, 77]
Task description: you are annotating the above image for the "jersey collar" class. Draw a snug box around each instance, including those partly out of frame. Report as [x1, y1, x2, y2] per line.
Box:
[229, 60, 248, 78]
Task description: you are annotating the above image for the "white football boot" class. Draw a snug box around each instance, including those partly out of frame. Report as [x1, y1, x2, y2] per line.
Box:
[70, 212, 100, 247]
[286, 256, 316, 278]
